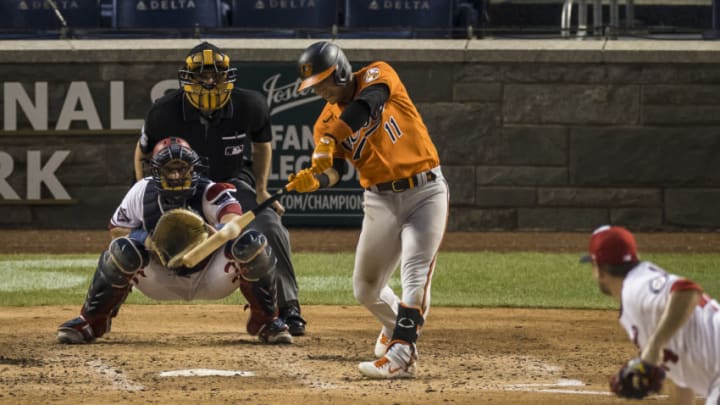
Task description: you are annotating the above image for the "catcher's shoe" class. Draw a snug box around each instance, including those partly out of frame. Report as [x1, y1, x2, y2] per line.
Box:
[359, 341, 417, 379]
[374, 330, 391, 358]
[257, 318, 293, 344]
[280, 305, 306, 336]
[57, 316, 96, 344]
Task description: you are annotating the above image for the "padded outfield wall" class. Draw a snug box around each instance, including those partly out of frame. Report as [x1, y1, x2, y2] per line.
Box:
[0, 39, 719, 231]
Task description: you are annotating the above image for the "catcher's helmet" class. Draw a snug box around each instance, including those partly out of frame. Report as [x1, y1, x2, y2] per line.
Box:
[178, 42, 237, 113]
[297, 41, 352, 92]
[150, 137, 202, 205]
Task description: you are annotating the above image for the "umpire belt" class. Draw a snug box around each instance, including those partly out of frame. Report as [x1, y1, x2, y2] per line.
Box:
[367, 169, 438, 193]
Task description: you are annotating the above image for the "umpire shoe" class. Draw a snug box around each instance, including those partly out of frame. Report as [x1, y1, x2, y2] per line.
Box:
[374, 330, 391, 358]
[258, 318, 293, 344]
[280, 305, 306, 336]
[358, 340, 417, 379]
[57, 316, 96, 344]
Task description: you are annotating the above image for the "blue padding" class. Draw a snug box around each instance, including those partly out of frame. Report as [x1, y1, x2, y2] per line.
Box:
[113, 0, 222, 29]
[344, 0, 453, 30]
[0, 0, 100, 29]
[231, 0, 337, 28]
[128, 228, 149, 244]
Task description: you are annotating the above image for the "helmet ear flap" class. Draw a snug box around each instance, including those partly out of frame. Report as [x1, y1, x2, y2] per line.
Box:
[333, 48, 352, 86]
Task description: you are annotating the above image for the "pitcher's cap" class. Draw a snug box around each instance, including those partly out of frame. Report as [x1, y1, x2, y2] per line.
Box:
[580, 225, 638, 265]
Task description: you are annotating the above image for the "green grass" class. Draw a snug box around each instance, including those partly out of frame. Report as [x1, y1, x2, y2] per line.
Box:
[1, 252, 718, 309]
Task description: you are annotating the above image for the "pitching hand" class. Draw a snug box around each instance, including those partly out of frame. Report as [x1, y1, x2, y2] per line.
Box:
[312, 135, 335, 173]
[288, 168, 320, 193]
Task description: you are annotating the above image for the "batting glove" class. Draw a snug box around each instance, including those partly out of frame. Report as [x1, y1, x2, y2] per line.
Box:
[288, 168, 320, 193]
[311, 135, 335, 174]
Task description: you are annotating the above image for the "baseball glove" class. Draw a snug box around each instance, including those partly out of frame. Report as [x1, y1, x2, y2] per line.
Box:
[610, 357, 666, 399]
[148, 209, 209, 270]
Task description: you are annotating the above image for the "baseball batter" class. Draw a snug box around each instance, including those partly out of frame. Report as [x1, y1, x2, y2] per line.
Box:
[582, 225, 720, 403]
[289, 41, 450, 379]
[57, 137, 293, 345]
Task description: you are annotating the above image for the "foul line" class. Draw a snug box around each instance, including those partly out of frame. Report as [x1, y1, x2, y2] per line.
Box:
[159, 369, 255, 377]
[88, 359, 145, 392]
[501, 379, 668, 398]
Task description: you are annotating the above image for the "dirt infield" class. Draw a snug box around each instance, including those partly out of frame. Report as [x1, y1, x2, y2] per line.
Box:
[1, 230, 715, 404]
[2, 229, 720, 254]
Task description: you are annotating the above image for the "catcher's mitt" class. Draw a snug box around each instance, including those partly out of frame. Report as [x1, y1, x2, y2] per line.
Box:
[149, 209, 209, 270]
[610, 357, 666, 399]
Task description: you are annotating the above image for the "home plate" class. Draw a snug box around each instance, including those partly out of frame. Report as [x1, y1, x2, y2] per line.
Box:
[159, 369, 256, 377]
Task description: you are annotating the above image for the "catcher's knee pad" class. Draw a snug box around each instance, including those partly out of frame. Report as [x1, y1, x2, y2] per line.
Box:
[227, 230, 277, 282]
[107, 237, 149, 279]
[391, 303, 425, 344]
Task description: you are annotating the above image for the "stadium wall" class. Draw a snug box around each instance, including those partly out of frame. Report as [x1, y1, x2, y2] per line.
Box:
[1, 39, 719, 231]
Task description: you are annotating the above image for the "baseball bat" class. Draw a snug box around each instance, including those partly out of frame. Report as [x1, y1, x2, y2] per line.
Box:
[180, 184, 294, 268]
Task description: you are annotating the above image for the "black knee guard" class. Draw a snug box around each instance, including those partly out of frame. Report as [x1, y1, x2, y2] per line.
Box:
[391, 303, 425, 344]
[80, 237, 148, 336]
[105, 237, 149, 285]
[227, 230, 277, 282]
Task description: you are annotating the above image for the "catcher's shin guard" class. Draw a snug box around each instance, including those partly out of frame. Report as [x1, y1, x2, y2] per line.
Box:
[239, 277, 278, 335]
[60, 238, 148, 343]
[390, 303, 424, 345]
[238, 277, 292, 343]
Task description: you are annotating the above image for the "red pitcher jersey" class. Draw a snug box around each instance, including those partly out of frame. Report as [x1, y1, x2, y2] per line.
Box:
[312, 62, 440, 189]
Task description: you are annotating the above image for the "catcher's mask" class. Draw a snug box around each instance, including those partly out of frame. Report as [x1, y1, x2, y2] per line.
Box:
[297, 41, 352, 92]
[178, 42, 237, 113]
[151, 137, 201, 205]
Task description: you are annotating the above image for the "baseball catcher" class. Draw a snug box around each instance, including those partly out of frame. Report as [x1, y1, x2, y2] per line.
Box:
[610, 357, 666, 399]
[57, 137, 292, 345]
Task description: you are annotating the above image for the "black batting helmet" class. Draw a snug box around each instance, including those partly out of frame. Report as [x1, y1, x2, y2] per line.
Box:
[297, 41, 352, 92]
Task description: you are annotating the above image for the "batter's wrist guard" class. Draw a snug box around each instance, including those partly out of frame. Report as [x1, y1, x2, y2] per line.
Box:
[316, 173, 330, 188]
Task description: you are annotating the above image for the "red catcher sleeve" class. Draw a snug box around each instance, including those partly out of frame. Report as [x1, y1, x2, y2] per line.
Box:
[670, 279, 703, 293]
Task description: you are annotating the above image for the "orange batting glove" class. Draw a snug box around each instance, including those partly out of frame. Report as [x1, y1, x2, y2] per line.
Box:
[312, 135, 335, 174]
[288, 168, 320, 193]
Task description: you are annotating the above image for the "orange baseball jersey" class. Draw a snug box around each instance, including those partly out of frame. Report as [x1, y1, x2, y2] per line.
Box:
[312, 61, 440, 189]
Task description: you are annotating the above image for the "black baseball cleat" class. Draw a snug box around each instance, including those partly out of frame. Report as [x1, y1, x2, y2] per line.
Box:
[57, 316, 96, 344]
[280, 305, 306, 336]
[258, 318, 293, 344]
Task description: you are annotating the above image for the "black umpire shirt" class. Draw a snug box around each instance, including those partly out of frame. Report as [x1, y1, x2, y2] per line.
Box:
[140, 88, 272, 182]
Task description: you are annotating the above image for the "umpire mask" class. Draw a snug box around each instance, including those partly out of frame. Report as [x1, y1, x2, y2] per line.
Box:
[151, 137, 202, 205]
[179, 42, 237, 113]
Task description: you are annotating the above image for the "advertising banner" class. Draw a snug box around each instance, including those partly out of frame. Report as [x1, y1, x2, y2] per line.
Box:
[236, 63, 364, 227]
[0, 61, 364, 227]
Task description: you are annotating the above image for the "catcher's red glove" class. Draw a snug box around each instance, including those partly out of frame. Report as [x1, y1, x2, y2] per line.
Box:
[610, 357, 666, 399]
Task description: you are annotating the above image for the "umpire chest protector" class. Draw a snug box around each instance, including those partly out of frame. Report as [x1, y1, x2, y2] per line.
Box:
[142, 88, 272, 182]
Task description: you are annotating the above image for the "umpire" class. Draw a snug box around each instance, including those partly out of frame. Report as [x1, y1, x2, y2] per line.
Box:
[133, 42, 306, 336]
